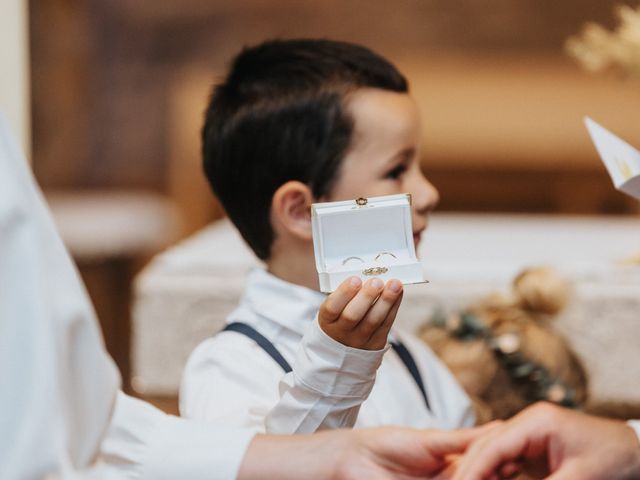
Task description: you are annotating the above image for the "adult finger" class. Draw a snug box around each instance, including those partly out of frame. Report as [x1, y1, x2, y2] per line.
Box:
[451, 420, 540, 480]
[546, 463, 584, 480]
[419, 426, 492, 460]
[498, 461, 521, 479]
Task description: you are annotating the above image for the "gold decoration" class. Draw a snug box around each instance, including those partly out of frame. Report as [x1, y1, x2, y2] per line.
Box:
[547, 384, 568, 403]
[445, 313, 462, 332]
[566, 5, 640, 77]
[363, 266, 388, 276]
[496, 333, 521, 355]
[617, 157, 635, 180]
[618, 252, 640, 265]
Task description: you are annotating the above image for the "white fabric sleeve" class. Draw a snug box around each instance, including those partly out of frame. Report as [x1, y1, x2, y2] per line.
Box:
[1, 114, 256, 480]
[265, 319, 389, 434]
[629, 420, 640, 443]
[0, 114, 121, 478]
[98, 392, 255, 480]
[180, 335, 290, 433]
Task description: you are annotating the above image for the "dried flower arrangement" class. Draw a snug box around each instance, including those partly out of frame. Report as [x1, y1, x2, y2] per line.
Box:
[566, 4, 640, 76]
[420, 268, 588, 423]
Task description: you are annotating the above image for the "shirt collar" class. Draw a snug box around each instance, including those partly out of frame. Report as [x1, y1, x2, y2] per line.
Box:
[241, 267, 327, 335]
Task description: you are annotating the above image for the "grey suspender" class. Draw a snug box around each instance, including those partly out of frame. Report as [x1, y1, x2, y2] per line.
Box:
[221, 322, 431, 411]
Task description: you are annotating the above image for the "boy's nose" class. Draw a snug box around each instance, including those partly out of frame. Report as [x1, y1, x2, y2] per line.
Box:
[410, 171, 439, 215]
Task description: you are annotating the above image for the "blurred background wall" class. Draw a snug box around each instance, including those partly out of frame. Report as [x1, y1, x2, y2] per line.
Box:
[31, 0, 640, 229]
[26, 0, 640, 395]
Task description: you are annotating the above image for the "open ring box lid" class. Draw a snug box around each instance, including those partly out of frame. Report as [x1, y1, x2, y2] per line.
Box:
[311, 193, 427, 293]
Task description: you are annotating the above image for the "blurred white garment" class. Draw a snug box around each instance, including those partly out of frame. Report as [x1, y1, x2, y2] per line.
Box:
[0, 115, 253, 479]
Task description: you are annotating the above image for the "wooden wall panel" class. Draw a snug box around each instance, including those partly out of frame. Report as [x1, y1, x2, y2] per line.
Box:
[30, 0, 636, 223]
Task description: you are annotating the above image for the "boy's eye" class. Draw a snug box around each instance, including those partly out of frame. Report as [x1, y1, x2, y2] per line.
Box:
[384, 164, 407, 180]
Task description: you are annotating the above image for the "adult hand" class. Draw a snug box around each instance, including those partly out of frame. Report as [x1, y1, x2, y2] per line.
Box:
[452, 402, 640, 480]
[318, 276, 403, 350]
[239, 426, 483, 480]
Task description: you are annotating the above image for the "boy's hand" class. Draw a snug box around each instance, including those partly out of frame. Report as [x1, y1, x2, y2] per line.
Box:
[318, 276, 403, 350]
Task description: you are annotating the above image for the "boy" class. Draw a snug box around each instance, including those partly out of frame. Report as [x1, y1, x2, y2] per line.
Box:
[180, 39, 474, 433]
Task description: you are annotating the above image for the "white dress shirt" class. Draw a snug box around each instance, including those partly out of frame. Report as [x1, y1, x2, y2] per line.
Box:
[180, 268, 476, 434]
[0, 115, 253, 479]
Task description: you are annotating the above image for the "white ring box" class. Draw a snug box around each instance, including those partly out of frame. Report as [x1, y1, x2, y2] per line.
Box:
[311, 193, 427, 293]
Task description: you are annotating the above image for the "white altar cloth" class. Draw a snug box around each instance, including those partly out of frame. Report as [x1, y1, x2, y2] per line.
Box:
[132, 214, 640, 405]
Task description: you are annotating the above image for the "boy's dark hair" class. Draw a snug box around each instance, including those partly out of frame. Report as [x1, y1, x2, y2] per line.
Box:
[202, 39, 408, 260]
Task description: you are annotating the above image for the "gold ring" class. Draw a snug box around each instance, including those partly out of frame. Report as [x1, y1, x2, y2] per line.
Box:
[342, 256, 365, 265]
[374, 252, 397, 261]
[363, 266, 388, 276]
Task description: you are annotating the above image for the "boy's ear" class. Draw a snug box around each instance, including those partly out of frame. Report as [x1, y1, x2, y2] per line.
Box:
[271, 181, 314, 241]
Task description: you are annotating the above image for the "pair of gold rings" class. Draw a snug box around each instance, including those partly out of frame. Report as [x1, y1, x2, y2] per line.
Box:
[342, 252, 397, 266]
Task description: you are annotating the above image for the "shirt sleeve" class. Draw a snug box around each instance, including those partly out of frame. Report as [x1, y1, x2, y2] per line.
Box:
[264, 318, 389, 434]
[98, 392, 255, 480]
[180, 334, 292, 433]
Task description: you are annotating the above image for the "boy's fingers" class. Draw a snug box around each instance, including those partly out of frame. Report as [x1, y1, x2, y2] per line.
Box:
[381, 287, 403, 327]
[336, 278, 385, 331]
[367, 291, 403, 348]
[318, 276, 362, 324]
[372, 291, 404, 348]
[358, 280, 402, 337]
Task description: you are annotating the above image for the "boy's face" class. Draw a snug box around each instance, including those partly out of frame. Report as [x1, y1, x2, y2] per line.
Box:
[326, 88, 440, 249]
